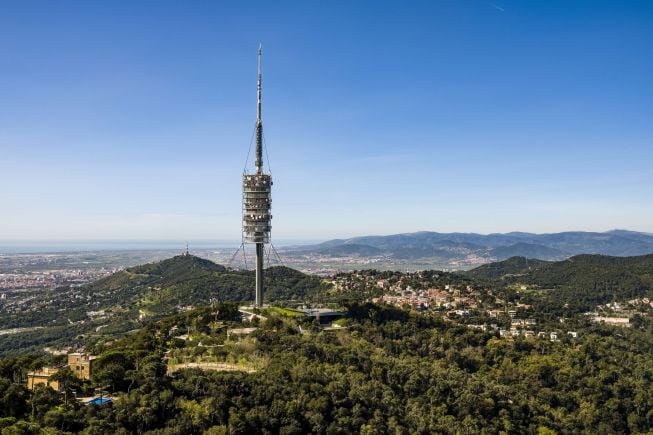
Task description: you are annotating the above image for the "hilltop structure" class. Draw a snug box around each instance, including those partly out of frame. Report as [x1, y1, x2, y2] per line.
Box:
[27, 366, 62, 391]
[27, 352, 96, 390]
[242, 46, 273, 308]
[68, 352, 96, 380]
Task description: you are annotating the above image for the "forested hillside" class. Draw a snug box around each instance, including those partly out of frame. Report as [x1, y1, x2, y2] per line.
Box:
[469, 254, 653, 314]
[2, 253, 653, 432]
[466, 256, 551, 279]
[85, 254, 325, 314]
[0, 256, 325, 355]
[0, 303, 652, 433]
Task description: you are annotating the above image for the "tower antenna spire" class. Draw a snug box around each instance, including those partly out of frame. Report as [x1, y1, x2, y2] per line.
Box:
[255, 43, 263, 174]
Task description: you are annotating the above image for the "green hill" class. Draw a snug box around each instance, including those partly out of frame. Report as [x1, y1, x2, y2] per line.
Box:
[129, 254, 227, 276]
[518, 254, 653, 310]
[466, 256, 551, 280]
[85, 255, 323, 313]
[489, 243, 565, 261]
[469, 254, 653, 312]
[0, 255, 325, 355]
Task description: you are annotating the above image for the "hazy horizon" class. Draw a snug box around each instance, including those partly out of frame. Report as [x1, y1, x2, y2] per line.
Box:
[0, 238, 322, 254]
[2, 227, 652, 255]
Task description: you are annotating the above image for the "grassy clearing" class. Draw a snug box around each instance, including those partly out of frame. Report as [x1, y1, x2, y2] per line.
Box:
[332, 318, 348, 327]
[263, 306, 306, 317]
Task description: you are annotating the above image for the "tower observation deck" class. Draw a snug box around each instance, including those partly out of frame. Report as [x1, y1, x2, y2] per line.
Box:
[242, 46, 272, 308]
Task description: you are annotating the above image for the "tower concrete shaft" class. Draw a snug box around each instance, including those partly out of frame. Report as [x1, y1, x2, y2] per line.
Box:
[255, 243, 264, 307]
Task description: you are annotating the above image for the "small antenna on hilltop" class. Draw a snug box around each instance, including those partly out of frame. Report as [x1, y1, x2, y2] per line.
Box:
[185, 243, 190, 256]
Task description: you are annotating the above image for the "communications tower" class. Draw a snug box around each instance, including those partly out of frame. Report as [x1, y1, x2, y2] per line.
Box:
[242, 46, 272, 308]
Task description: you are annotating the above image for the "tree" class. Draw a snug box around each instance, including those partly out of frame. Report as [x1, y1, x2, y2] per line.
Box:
[49, 367, 80, 405]
[0, 379, 29, 418]
[29, 384, 61, 421]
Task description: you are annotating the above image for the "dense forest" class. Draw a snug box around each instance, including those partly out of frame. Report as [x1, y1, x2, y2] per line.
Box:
[465, 256, 551, 280]
[1, 302, 652, 434]
[468, 254, 653, 314]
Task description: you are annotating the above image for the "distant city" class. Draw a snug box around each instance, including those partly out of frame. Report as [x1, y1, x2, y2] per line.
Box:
[3, 230, 653, 303]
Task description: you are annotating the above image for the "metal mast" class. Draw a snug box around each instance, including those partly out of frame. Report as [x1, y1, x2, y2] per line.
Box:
[255, 44, 263, 173]
[242, 45, 272, 308]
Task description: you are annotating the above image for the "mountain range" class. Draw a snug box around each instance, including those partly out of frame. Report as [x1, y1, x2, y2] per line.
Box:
[285, 230, 653, 265]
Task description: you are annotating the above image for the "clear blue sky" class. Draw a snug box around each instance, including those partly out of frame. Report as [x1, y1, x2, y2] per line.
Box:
[1, 0, 652, 241]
